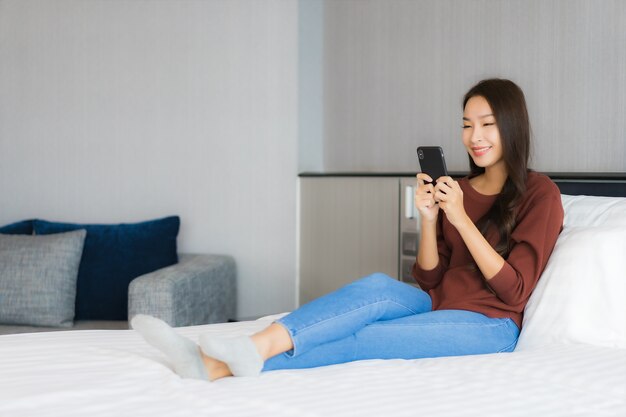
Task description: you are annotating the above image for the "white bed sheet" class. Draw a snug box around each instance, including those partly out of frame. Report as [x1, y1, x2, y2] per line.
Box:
[1, 314, 624, 417]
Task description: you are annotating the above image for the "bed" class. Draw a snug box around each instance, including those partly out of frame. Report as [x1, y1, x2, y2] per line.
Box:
[1, 175, 625, 417]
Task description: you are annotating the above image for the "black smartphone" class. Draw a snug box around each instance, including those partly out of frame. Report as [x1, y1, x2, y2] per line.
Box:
[417, 146, 448, 184]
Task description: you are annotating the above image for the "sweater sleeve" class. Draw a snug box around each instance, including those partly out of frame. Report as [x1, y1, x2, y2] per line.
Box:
[411, 215, 451, 290]
[487, 191, 564, 306]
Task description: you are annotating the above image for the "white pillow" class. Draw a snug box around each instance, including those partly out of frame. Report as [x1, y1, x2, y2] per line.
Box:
[561, 194, 626, 227]
[516, 194, 626, 350]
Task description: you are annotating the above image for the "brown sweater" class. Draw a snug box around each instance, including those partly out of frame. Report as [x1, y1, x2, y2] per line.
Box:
[411, 171, 564, 329]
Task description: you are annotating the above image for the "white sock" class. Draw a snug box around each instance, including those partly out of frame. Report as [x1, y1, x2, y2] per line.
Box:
[199, 334, 264, 377]
[131, 314, 207, 380]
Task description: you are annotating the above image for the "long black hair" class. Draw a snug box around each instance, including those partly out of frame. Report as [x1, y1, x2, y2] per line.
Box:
[463, 78, 531, 258]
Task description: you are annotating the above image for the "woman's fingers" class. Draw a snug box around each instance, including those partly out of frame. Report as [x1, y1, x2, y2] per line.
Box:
[434, 189, 448, 203]
[415, 182, 438, 210]
[435, 176, 454, 190]
[416, 176, 435, 197]
[415, 189, 435, 206]
[434, 181, 449, 201]
[416, 173, 433, 185]
[434, 177, 460, 204]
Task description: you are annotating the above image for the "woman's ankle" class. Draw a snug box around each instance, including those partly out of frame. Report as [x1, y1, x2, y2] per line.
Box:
[200, 351, 232, 381]
[251, 323, 293, 360]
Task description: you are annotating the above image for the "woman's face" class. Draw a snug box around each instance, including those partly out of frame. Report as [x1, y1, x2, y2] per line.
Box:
[462, 95, 504, 171]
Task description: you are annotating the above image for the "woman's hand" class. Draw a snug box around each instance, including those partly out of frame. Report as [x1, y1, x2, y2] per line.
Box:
[434, 177, 470, 228]
[415, 173, 439, 222]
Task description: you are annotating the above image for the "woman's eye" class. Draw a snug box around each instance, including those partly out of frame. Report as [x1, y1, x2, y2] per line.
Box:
[483, 122, 495, 127]
[462, 125, 471, 129]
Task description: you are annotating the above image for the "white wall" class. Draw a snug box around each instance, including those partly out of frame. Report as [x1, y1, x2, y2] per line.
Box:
[0, 0, 298, 319]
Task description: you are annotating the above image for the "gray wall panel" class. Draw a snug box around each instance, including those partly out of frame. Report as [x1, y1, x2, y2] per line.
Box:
[299, 177, 399, 304]
[322, 0, 626, 173]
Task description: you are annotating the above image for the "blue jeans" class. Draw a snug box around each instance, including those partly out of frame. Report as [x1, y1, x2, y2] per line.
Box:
[264, 273, 519, 371]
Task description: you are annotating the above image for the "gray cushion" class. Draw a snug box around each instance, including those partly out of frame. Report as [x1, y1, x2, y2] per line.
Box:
[0, 229, 86, 327]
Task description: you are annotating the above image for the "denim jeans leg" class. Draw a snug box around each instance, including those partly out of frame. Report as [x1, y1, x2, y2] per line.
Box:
[275, 272, 432, 357]
[265, 310, 519, 371]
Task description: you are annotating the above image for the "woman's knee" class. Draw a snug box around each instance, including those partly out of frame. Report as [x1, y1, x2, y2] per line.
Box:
[354, 273, 397, 290]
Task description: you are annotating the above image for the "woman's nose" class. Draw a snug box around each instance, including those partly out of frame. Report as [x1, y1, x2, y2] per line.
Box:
[471, 127, 483, 142]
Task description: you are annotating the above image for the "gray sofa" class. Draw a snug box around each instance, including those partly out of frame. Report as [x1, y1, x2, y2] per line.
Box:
[0, 254, 236, 335]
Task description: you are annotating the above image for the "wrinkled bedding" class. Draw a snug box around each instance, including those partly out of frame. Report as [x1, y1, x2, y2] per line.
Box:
[1, 314, 624, 417]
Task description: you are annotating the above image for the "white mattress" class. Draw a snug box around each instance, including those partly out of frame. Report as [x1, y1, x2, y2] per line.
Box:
[1, 314, 625, 417]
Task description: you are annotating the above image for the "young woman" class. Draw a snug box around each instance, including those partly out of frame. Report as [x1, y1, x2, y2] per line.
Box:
[132, 78, 564, 381]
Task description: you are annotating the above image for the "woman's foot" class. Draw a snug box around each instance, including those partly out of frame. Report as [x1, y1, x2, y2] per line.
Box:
[199, 335, 264, 377]
[131, 314, 208, 380]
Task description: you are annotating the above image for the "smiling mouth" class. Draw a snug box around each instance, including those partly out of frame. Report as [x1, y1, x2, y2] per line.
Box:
[472, 146, 492, 157]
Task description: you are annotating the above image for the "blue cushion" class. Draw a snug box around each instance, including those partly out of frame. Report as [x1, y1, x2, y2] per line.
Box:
[33, 216, 179, 320]
[0, 220, 33, 235]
